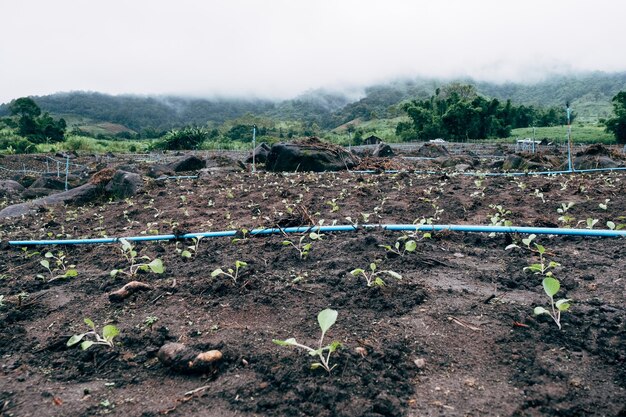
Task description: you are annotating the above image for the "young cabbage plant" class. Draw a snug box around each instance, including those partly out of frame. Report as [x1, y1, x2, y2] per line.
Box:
[350, 263, 402, 287]
[67, 318, 120, 350]
[534, 277, 571, 330]
[179, 236, 203, 258]
[283, 232, 324, 260]
[37, 251, 78, 282]
[379, 238, 416, 257]
[110, 238, 165, 277]
[211, 260, 248, 283]
[523, 243, 560, 277]
[273, 308, 342, 374]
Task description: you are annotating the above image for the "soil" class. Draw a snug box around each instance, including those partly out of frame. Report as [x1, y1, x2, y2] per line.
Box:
[1, 150, 625, 417]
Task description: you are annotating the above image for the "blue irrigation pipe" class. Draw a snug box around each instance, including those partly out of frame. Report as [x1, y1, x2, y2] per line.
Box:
[8, 224, 626, 246]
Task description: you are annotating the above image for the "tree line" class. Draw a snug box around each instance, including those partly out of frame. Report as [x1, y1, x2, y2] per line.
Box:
[396, 84, 575, 141]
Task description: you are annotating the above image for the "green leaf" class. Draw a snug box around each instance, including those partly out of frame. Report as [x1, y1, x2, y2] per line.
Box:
[607, 221, 616, 230]
[350, 268, 364, 276]
[369, 262, 377, 272]
[148, 259, 164, 274]
[534, 306, 548, 315]
[84, 318, 95, 328]
[235, 260, 247, 269]
[525, 264, 543, 273]
[110, 269, 119, 277]
[120, 238, 132, 251]
[318, 309, 338, 337]
[328, 340, 342, 353]
[535, 244, 545, 255]
[211, 268, 224, 277]
[102, 325, 120, 342]
[522, 234, 536, 246]
[282, 241, 292, 245]
[548, 261, 560, 269]
[405, 240, 417, 252]
[64, 269, 78, 278]
[505, 244, 519, 250]
[555, 299, 571, 311]
[181, 250, 192, 258]
[309, 232, 321, 240]
[44, 252, 54, 258]
[40, 260, 50, 269]
[272, 338, 298, 346]
[542, 277, 560, 297]
[310, 363, 322, 370]
[80, 340, 95, 350]
[373, 277, 385, 286]
[67, 333, 86, 347]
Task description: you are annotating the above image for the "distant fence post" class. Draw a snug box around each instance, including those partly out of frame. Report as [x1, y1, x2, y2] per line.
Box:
[65, 156, 69, 191]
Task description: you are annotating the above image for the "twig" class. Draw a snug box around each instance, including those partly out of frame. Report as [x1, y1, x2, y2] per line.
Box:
[448, 316, 481, 331]
[184, 385, 211, 396]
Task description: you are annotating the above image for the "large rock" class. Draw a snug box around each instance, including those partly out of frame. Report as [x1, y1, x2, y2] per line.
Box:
[417, 143, 449, 157]
[0, 183, 101, 219]
[166, 155, 206, 172]
[0, 180, 25, 197]
[29, 174, 66, 190]
[266, 138, 359, 172]
[105, 170, 144, 198]
[372, 142, 394, 158]
[245, 142, 272, 163]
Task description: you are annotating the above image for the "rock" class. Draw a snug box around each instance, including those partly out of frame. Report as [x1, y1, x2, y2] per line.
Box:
[0, 180, 25, 197]
[245, 142, 272, 163]
[166, 155, 206, 172]
[571, 155, 622, 170]
[372, 142, 394, 157]
[157, 343, 223, 373]
[105, 170, 143, 198]
[416, 143, 449, 157]
[146, 164, 175, 178]
[455, 163, 472, 172]
[266, 137, 359, 172]
[438, 155, 478, 168]
[29, 175, 66, 190]
[0, 183, 101, 219]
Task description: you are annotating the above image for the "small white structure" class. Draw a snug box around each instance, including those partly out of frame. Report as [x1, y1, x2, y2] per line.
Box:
[516, 138, 541, 153]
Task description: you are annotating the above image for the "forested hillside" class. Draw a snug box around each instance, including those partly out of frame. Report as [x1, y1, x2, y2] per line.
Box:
[1, 72, 624, 133]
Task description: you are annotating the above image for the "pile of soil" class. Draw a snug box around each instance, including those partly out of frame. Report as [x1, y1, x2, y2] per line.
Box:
[0, 166, 624, 416]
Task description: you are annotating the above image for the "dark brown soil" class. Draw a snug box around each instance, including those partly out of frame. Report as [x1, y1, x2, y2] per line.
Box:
[1, 153, 625, 417]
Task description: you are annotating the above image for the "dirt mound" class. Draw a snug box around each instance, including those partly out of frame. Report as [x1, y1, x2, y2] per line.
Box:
[354, 157, 410, 172]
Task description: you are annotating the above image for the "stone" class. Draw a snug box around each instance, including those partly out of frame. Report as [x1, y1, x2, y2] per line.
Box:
[105, 170, 144, 198]
[266, 137, 358, 172]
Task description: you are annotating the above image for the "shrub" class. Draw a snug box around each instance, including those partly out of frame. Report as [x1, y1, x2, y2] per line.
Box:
[154, 127, 209, 150]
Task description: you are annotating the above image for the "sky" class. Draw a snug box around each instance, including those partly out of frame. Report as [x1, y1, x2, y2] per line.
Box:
[1, 0, 626, 104]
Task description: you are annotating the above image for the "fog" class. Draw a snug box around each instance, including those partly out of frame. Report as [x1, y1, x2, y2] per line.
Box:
[1, 0, 625, 104]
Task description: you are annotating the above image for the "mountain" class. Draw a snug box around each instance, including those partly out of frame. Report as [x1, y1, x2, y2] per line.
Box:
[1, 72, 624, 132]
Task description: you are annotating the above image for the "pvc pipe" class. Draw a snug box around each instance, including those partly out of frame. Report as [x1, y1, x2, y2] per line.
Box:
[8, 223, 625, 246]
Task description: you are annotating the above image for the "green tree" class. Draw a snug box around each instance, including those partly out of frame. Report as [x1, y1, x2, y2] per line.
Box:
[605, 92, 626, 144]
[7, 97, 66, 143]
[9, 97, 41, 118]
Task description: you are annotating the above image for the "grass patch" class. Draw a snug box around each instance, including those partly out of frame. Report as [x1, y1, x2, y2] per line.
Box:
[508, 124, 614, 144]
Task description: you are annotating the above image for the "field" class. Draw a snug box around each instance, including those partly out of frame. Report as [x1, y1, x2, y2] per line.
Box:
[0, 147, 625, 417]
[508, 124, 614, 144]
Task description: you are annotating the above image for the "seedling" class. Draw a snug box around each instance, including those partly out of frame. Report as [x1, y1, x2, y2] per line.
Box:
[273, 308, 342, 374]
[326, 199, 340, 213]
[599, 199, 610, 210]
[350, 263, 402, 287]
[211, 260, 248, 283]
[67, 318, 120, 350]
[37, 251, 78, 282]
[534, 277, 571, 330]
[557, 202, 575, 214]
[283, 232, 324, 259]
[523, 243, 560, 277]
[110, 238, 165, 277]
[144, 316, 159, 328]
[179, 236, 203, 258]
[379, 238, 416, 257]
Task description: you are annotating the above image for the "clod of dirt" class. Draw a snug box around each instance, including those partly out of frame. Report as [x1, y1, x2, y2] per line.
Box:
[108, 281, 152, 302]
[157, 342, 223, 373]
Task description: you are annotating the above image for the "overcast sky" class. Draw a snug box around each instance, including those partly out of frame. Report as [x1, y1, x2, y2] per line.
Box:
[1, 0, 625, 104]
